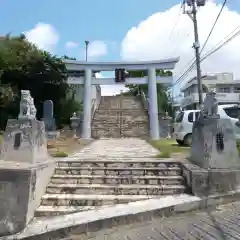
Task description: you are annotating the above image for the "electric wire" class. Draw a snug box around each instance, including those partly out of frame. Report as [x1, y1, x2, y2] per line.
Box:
[173, 0, 229, 86]
[173, 23, 240, 92]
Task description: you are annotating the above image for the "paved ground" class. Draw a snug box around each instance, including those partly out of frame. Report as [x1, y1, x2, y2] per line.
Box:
[70, 201, 240, 240]
[72, 138, 159, 158]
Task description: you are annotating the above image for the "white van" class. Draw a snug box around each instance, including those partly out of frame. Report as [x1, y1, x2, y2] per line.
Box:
[174, 104, 240, 146]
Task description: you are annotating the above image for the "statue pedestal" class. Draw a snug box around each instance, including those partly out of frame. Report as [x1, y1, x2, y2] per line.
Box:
[184, 118, 240, 197]
[191, 118, 240, 169]
[0, 119, 56, 236]
[1, 119, 48, 164]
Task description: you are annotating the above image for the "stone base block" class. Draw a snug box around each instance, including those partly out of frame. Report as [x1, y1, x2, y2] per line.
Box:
[182, 162, 240, 197]
[2, 119, 48, 163]
[0, 160, 56, 236]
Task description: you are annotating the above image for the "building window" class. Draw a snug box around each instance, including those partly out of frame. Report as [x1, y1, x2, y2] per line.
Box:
[219, 87, 230, 93]
[234, 87, 240, 93]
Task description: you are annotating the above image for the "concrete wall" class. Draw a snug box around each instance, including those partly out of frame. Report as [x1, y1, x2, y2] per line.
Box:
[0, 160, 56, 236]
[71, 84, 99, 103]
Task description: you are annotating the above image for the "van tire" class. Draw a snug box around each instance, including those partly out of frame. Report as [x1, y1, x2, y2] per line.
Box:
[183, 134, 192, 146]
[176, 140, 184, 145]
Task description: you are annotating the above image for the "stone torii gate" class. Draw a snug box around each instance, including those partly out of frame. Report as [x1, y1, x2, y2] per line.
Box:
[64, 58, 179, 140]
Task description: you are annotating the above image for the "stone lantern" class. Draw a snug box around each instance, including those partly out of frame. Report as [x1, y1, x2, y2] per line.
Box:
[70, 112, 81, 138]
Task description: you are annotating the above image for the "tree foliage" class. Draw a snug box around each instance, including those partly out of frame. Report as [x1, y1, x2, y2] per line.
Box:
[125, 69, 173, 115]
[0, 35, 80, 129]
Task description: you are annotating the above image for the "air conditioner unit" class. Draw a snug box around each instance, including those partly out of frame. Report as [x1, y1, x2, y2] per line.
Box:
[196, 0, 206, 6]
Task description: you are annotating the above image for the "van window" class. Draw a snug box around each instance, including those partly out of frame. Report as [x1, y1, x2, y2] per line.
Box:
[188, 112, 194, 122]
[223, 107, 240, 119]
[175, 112, 184, 123]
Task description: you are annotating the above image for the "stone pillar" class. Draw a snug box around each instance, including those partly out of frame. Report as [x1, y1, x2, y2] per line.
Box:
[148, 68, 159, 140]
[82, 69, 92, 139]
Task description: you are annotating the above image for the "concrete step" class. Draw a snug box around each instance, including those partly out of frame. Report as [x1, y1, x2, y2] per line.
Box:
[57, 159, 180, 168]
[35, 205, 110, 217]
[41, 194, 155, 206]
[46, 183, 186, 195]
[51, 174, 184, 185]
[55, 166, 181, 176]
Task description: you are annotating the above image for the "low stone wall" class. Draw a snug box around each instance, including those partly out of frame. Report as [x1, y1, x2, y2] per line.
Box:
[0, 160, 56, 236]
[182, 161, 240, 197]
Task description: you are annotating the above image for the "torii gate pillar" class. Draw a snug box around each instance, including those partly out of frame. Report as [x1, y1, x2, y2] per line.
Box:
[82, 69, 92, 139]
[148, 68, 159, 140]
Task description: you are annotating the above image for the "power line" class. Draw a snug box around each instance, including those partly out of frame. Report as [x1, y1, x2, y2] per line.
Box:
[200, 0, 228, 54]
[174, 0, 229, 86]
[174, 23, 240, 88]
[169, 2, 183, 41]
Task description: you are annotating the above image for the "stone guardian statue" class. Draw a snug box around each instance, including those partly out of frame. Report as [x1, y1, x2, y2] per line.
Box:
[18, 90, 36, 119]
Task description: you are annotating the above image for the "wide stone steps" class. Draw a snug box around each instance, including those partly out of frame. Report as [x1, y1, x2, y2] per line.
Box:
[36, 156, 186, 217]
[92, 96, 148, 138]
[51, 174, 184, 185]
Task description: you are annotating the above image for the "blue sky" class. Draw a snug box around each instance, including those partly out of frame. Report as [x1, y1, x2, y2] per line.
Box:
[0, 0, 183, 60]
[0, 0, 240, 96]
[0, 0, 239, 60]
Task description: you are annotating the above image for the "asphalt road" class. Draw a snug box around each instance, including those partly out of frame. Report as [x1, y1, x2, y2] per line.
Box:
[68, 201, 240, 240]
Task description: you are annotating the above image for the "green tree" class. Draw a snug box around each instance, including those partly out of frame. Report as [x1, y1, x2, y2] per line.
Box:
[125, 69, 173, 115]
[0, 35, 69, 128]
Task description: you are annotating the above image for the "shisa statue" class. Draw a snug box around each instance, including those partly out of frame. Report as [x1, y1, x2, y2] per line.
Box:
[202, 89, 218, 117]
[18, 90, 36, 119]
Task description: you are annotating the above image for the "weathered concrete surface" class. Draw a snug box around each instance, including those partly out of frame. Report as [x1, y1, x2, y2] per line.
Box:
[72, 138, 159, 158]
[2, 191, 240, 240]
[188, 118, 240, 197]
[77, 201, 240, 240]
[191, 118, 240, 169]
[2, 119, 48, 164]
[183, 161, 240, 197]
[0, 160, 56, 236]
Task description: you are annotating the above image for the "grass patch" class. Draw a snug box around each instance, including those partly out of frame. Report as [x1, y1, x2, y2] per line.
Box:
[47, 137, 93, 156]
[51, 151, 68, 158]
[155, 151, 171, 158]
[148, 139, 190, 158]
[150, 139, 240, 159]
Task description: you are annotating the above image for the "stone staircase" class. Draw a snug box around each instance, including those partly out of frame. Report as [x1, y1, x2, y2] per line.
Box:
[35, 158, 186, 217]
[91, 95, 149, 138]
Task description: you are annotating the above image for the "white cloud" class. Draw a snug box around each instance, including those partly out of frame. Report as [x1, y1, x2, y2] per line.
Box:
[65, 41, 79, 49]
[25, 23, 59, 52]
[121, 1, 240, 90]
[88, 41, 108, 58]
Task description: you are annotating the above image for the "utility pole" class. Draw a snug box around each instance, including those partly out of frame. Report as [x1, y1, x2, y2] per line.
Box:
[85, 40, 89, 62]
[183, 0, 206, 108]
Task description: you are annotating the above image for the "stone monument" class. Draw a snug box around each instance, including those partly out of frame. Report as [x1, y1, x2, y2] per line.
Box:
[42, 100, 59, 140]
[0, 90, 56, 236]
[183, 90, 240, 196]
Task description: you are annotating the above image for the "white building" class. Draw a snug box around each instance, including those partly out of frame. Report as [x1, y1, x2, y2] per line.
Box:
[181, 72, 240, 109]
